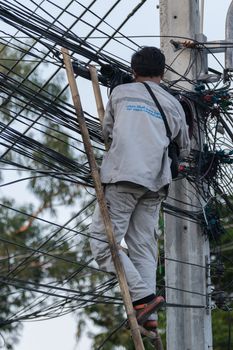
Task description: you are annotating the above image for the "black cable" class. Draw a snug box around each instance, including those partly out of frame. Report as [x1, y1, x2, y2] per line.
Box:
[0, 1, 233, 344]
[96, 319, 127, 350]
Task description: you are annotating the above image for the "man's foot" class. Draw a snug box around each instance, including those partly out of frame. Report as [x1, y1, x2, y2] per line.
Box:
[133, 296, 165, 325]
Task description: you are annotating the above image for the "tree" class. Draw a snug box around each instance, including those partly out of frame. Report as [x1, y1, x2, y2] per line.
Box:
[211, 199, 233, 350]
[0, 42, 82, 348]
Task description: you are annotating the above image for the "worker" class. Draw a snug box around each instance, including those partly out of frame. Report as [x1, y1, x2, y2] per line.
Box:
[90, 46, 190, 332]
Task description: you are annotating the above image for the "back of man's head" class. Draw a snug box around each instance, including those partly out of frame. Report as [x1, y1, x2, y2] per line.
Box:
[131, 46, 165, 78]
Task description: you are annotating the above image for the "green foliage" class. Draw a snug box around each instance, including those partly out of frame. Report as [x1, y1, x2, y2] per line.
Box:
[208, 198, 233, 349]
[0, 42, 83, 348]
[0, 198, 44, 348]
[212, 310, 233, 350]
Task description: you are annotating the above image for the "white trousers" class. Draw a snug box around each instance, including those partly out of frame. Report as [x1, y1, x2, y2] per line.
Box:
[89, 182, 166, 303]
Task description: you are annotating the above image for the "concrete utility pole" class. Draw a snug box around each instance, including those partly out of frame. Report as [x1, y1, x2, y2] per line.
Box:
[159, 1, 213, 349]
[225, 1, 233, 70]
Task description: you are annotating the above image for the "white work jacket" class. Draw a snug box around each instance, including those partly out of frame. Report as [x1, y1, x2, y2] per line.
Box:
[100, 81, 190, 192]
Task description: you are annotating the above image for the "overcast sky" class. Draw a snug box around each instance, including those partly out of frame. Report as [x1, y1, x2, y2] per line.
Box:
[7, 0, 232, 349]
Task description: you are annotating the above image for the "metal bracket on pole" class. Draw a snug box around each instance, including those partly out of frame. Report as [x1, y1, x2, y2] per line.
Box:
[170, 35, 228, 83]
[61, 47, 145, 350]
[170, 11, 233, 82]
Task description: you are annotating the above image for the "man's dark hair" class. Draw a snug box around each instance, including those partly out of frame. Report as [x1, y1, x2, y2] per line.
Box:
[131, 46, 165, 77]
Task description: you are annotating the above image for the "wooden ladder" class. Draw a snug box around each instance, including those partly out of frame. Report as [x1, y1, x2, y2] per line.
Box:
[61, 48, 145, 350]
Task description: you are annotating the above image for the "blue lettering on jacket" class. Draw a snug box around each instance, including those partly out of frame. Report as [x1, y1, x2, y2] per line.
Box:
[126, 104, 162, 119]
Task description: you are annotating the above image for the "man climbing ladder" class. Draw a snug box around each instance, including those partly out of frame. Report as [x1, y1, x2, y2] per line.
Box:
[90, 46, 190, 333]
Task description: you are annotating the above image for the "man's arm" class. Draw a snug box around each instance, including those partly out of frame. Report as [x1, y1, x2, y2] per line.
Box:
[174, 105, 191, 159]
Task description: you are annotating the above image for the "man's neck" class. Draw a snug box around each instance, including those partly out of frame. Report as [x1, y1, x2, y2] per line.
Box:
[135, 76, 161, 84]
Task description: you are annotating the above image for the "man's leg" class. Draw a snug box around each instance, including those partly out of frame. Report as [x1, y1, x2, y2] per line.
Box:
[124, 187, 166, 327]
[89, 183, 155, 301]
[124, 187, 166, 301]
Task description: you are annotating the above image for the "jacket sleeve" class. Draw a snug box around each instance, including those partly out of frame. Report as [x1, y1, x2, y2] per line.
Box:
[102, 95, 114, 144]
[174, 104, 191, 159]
